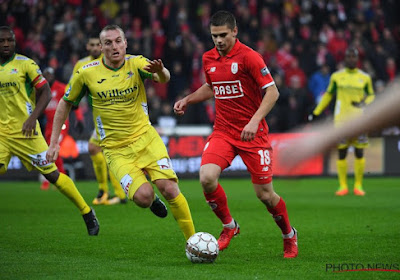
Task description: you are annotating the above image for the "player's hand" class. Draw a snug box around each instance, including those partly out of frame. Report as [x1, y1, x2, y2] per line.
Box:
[75, 120, 84, 134]
[241, 120, 258, 142]
[308, 113, 317, 122]
[144, 59, 164, 73]
[351, 101, 366, 108]
[173, 99, 187, 116]
[22, 115, 38, 138]
[46, 143, 60, 163]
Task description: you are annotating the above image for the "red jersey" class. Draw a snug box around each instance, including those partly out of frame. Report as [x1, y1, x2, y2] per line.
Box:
[44, 80, 83, 141]
[203, 40, 275, 139]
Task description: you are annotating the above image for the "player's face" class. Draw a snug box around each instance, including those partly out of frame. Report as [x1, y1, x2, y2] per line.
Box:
[87, 38, 101, 59]
[100, 29, 127, 67]
[210, 25, 238, 56]
[0, 30, 16, 61]
[344, 51, 358, 69]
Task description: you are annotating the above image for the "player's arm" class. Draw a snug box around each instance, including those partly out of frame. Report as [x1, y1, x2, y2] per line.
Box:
[47, 99, 73, 162]
[173, 83, 214, 116]
[241, 84, 279, 141]
[144, 59, 170, 83]
[309, 76, 336, 120]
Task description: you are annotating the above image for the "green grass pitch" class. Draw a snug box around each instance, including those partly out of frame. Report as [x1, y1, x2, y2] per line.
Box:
[0, 177, 399, 279]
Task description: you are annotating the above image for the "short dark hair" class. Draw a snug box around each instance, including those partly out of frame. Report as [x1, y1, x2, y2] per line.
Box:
[210, 11, 236, 30]
[88, 31, 101, 40]
[0, 26, 15, 37]
[345, 46, 359, 56]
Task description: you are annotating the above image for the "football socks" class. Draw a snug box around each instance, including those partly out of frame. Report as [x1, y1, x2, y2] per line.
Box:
[267, 198, 292, 235]
[54, 173, 90, 215]
[204, 183, 233, 225]
[354, 158, 365, 189]
[336, 159, 348, 190]
[90, 151, 108, 192]
[167, 192, 195, 240]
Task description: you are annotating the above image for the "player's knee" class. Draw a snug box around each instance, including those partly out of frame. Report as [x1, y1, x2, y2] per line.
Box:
[133, 184, 154, 208]
[199, 173, 218, 190]
[155, 179, 179, 200]
[355, 148, 364, 158]
[0, 163, 7, 174]
[44, 170, 60, 184]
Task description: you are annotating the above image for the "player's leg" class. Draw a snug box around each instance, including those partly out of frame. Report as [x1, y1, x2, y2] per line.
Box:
[200, 134, 238, 251]
[354, 148, 366, 196]
[89, 140, 109, 204]
[140, 127, 195, 240]
[336, 146, 349, 196]
[105, 168, 128, 205]
[253, 182, 297, 258]
[0, 137, 12, 175]
[154, 179, 195, 240]
[44, 170, 99, 235]
[9, 136, 99, 235]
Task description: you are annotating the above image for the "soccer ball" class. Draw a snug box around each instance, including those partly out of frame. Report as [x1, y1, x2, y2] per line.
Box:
[185, 232, 219, 263]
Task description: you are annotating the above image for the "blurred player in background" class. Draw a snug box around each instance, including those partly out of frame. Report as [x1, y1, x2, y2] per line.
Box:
[309, 47, 375, 196]
[48, 25, 195, 241]
[39, 67, 85, 190]
[0, 26, 99, 235]
[279, 77, 400, 171]
[174, 11, 297, 258]
[71, 33, 127, 205]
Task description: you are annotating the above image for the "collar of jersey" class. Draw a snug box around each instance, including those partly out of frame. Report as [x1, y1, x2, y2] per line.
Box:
[102, 56, 125, 71]
[211, 39, 241, 59]
[344, 67, 358, 73]
[1, 52, 16, 66]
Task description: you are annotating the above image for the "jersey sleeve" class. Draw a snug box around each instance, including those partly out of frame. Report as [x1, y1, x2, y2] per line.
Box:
[63, 68, 87, 106]
[245, 51, 274, 89]
[326, 73, 337, 95]
[25, 59, 47, 89]
[134, 55, 153, 81]
[202, 54, 212, 86]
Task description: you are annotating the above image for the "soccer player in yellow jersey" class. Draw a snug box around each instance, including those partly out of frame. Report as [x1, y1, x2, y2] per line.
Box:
[47, 25, 195, 241]
[309, 47, 375, 196]
[0, 26, 99, 235]
[71, 33, 127, 205]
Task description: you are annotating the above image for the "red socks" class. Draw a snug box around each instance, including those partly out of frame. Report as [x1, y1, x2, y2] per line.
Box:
[204, 183, 232, 224]
[267, 198, 292, 235]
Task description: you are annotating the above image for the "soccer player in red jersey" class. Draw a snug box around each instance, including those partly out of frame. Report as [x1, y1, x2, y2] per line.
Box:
[174, 11, 298, 258]
[39, 67, 84, 190]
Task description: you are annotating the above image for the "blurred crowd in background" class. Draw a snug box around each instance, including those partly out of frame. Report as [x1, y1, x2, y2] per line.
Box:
[2, 0, 399, 137]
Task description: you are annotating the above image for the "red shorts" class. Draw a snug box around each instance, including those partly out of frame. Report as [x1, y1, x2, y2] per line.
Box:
[201, 131, 273, 184]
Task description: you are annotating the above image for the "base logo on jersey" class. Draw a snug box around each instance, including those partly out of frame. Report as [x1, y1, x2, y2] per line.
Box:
[120, 174, 132, 196]
[157, 158, 172, 170]
[212, 80, 244, 99]
[30, 151, 52, 167]
[231, 62, 238, 74]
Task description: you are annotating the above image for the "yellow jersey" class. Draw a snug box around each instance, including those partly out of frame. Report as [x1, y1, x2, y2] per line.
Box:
[71, 54, 104, 78]
[314, 67, 375, 124]
[0, 53, 47, 138]
[64, 55, 153, 148]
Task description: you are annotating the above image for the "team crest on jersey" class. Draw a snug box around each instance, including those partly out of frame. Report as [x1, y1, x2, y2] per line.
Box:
[10, 68, 18, 74]
[65, 85, 71, 97]
[82, 61, 100, 69]
[36, 69, 42, 75]
[231, 62, 238, 74]
[126, 71, 134, 79]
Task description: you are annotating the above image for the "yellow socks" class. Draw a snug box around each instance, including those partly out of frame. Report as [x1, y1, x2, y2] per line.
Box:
[90, 152, 108, 192]
[336, 159, 348, 190]
[354, 158, 365, 189]
[167, 193, 195, 240]
[54, 173, 90, 215]
[109, 170, 126, 199]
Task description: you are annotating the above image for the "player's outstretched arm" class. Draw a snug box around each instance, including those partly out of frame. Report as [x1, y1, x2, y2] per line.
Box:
[46, 99, 73, 162]
[173, 84, 214, 116]
[145, 59, 170, 83]
[278, 77, 400, 168]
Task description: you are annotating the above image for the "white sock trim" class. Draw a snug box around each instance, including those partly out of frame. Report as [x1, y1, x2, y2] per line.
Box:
[282, 228, 294, 239]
